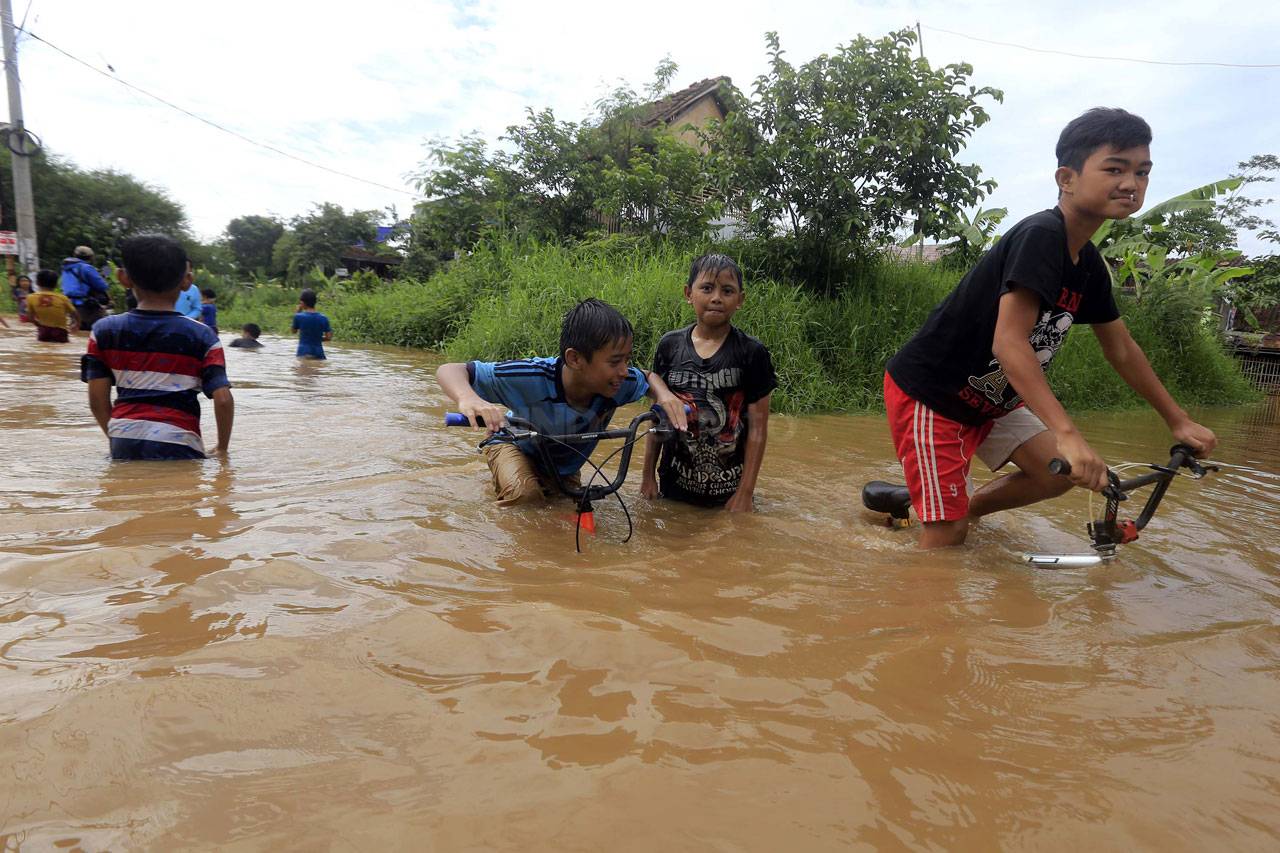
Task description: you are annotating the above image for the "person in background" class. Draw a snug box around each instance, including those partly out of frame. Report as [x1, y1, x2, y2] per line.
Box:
[200, 288, 219, 335]
[11, 274, 32, 323]
[60, 246, 112, 331]
[174, 261, 203, 322]
[229, 323, 263, 348]
[292, 289, 332, 359]
[26, 269, 79, 342]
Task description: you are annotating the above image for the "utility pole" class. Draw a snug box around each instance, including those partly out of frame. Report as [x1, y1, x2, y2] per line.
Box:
[915, 21, 926, 261]
[2, 0, 38, 272]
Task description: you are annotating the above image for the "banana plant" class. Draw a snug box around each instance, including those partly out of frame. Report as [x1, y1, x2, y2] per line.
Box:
[1092, 177, 1242, 249]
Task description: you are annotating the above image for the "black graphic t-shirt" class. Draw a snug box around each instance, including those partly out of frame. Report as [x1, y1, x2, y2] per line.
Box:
[886, 207, 1119, 426]
[653, 325, 778, 505]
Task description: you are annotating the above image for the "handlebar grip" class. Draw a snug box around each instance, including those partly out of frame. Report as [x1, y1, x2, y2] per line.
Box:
[1048, 458, 1071, 476]
[444, 412, 481, 427]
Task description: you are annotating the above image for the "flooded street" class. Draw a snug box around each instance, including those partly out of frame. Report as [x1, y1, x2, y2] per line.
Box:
[2, 327, 1278, 851]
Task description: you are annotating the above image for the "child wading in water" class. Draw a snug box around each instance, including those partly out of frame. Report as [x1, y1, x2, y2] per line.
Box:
[641, 253, 777, 512]
[26, 270, 79, 342]
[292, 289, 332, 359]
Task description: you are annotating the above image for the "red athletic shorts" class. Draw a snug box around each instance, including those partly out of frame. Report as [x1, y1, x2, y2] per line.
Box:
[884, 371, 994, 522]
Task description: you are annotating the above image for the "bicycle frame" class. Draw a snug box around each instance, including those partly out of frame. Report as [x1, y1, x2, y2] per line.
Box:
[1048, 443, 1218, 556]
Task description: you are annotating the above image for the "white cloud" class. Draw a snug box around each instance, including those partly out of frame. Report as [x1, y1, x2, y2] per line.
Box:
[9, 0, 1278, 255]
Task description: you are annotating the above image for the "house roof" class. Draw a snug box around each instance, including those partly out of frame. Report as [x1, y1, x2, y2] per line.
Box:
[639, 76, 732, 128]
[341, 245, 402, 264]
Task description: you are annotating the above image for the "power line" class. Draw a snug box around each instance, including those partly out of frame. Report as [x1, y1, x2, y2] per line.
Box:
[18, 27, 423, 198]
[923, 24, 1280, 69]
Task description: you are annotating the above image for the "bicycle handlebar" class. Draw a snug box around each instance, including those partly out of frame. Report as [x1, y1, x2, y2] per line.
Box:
[1047, 443, 1217, 554]
[443, 405, 689, 503]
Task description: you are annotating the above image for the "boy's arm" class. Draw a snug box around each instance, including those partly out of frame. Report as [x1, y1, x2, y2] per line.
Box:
[211, 387, 234, 454]
[435, 361, 507, 433]
[642, 371, 688, 431]
[725, 395, 771, 512]
[323, 331, 333, 341]
[87, 378, 112, 434]
[640, 433, 660, 499]
[993, 288, 1109, 491]
[1092, 320, 1217, 454]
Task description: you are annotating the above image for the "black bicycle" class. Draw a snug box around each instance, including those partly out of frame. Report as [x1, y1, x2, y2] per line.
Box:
[1028, 443, 1218, 564]
[445, 406, 685, 551]
[861, 444, 1218, 566]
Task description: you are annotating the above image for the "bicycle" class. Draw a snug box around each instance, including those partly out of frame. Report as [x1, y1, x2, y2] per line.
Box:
[444, 405, 685, 551]
[861, 443, 1218, 567]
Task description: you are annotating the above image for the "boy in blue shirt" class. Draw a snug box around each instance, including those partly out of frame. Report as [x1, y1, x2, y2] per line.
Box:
[436, 298, 688, 506]
[292, 288, 332, 359]
[200, 288, 219, 335]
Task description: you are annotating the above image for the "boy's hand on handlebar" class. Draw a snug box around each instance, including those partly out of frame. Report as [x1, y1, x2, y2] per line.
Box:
[458, 396, 507, 435]
[654, 395, 688, 431]
[1170, 419, 1217, 457]
[1056, 432, 1109, 492]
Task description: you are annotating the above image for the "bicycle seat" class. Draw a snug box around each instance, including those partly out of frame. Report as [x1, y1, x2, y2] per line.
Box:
[862, 481, 912, 520]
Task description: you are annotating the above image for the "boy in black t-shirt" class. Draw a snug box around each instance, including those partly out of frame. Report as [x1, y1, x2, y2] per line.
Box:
[642, 253, 777, 511]
[883, 107, 1217, 548]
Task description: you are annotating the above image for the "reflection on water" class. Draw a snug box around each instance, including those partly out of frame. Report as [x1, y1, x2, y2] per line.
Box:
[2, 324, 1278, 850]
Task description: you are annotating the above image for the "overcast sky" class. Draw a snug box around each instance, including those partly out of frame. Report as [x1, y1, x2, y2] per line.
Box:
[9, 0, 1279, 257]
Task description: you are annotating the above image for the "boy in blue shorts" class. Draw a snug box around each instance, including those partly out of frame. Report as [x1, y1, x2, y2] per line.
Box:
[436, 298, 688, 506]
[81, 235, 234, 460]
[641, 253, 777, 512]
[292, 288, 332, 359]
[882, 107, 1216, 548]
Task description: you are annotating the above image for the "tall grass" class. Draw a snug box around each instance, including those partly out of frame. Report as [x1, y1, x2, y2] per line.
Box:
[202, 236, 1255, 415]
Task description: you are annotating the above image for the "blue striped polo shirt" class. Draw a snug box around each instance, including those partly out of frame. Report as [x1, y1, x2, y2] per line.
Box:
[468, 356, 649, 476]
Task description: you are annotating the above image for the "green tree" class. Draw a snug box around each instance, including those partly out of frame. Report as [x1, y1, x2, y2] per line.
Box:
[273, 203, 381, 282]
[408, 59, 721, 256]
[225, 215, 285, 275]
[704, 30, 1002, 291]
[0, 147, 189, 267]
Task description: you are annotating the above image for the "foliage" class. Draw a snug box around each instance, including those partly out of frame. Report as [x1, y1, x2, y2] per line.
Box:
[903, 205, 1006, 270]
[408, 60, 721, 260]
[702, 29, 1001, 291]
[225, 215, 285, 275]
[272, 203, 381, 282]
[0, 147, 188, 269]
[187, 241, 238, 276]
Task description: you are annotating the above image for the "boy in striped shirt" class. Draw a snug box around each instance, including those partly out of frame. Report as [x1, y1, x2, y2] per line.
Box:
[81, 235, 234, 460]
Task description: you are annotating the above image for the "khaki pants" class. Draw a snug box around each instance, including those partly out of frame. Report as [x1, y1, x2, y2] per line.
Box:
[483, 443, 580, 507]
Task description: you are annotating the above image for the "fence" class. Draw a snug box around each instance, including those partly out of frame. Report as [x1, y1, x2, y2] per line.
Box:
[1234, 348, 1280, 394]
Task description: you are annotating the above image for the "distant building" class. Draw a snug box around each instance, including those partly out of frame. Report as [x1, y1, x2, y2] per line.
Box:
[639, 76, 733, 150]
[883, 243, 952, 264]
[339, 245, 403, 279]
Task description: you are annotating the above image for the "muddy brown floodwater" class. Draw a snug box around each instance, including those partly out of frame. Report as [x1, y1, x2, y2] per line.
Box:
[1, 325, 1278, 851]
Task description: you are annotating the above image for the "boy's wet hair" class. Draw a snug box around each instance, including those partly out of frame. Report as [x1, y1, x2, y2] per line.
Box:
[243, 323, 261, 338]
[120, 234, 189, 292]
[687, 253, 743, 289]
[201, 288, 217, 299]
[1056, 108, 1151, 171]
[35, 269, 57, 289]
[560, 297, 632, 360]
[299, 289, 318, 308]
